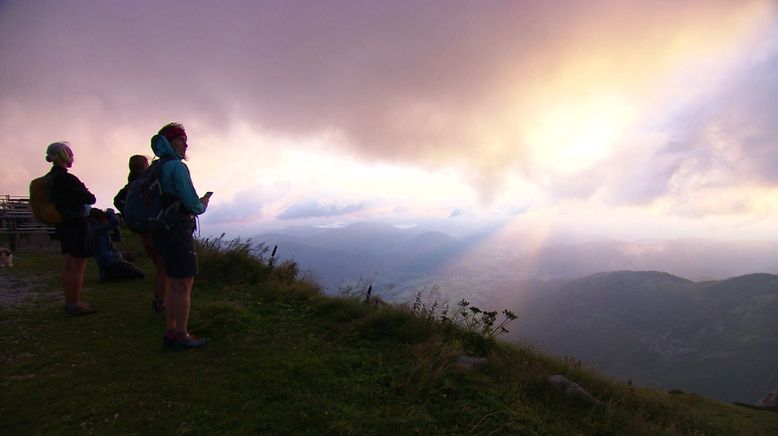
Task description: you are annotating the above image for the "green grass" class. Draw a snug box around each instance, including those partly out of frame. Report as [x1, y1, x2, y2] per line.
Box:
[1, 231, 777, 435]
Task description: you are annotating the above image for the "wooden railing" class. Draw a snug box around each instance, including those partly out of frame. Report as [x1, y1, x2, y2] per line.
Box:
[0, 195, 57, 252]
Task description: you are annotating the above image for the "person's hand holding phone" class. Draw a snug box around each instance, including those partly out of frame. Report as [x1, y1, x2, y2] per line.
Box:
[201, 191, 213, 206]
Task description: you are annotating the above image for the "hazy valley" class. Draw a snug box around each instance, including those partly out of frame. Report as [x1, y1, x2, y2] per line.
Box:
[253, 222, 778, 404]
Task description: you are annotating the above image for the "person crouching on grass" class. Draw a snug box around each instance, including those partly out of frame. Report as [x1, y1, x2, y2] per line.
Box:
[151, 123, 210, 351]
[88, 207, 144, 282]
[46, 142, 97, 316]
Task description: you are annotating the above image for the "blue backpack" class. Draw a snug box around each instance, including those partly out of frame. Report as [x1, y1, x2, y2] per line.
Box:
[123, 157, 183, 233]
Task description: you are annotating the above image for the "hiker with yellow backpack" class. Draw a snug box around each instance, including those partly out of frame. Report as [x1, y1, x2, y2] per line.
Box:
[30, 142, 97, 316]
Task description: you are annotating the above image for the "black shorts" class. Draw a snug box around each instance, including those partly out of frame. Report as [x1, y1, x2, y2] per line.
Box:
[55, 218, 94, 258]
[152, 229, 198, 279]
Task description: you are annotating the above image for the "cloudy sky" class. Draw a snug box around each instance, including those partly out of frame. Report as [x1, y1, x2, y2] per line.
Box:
[2, 1, 777, 240]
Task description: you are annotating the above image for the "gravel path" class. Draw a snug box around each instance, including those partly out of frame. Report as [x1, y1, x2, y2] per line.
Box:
[0, 271, 56, 308]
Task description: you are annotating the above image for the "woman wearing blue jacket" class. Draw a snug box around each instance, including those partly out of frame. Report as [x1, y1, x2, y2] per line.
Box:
[151, 123, 210, 351]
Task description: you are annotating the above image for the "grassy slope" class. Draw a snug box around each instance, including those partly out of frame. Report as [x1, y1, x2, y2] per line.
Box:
[1, 232, 777, 435]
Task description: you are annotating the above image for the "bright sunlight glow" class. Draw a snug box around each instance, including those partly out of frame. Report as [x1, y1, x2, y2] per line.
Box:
[526, 95, 636, 173]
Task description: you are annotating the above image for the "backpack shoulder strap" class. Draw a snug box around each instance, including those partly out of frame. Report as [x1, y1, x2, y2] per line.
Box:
[138, 157, 173, 189]
[150, 156, 176, 176]
[43, 171, 57, 202]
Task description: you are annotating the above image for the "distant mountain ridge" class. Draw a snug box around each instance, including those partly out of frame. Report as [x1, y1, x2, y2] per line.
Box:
[502, 271, 778, 404]
[254, 222, 778, 288]
[254, 222, 469, 290]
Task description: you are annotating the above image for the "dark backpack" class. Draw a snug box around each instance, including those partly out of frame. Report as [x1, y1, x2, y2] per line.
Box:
[123, 158, 183, 233]
[113, 184, 129, 215]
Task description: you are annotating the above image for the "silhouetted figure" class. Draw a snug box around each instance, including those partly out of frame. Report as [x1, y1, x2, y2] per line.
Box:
[46, 142, 96, 316]
[114, 154, 169, 313]
[152, 123, 210, 351]
[89, 207, 144, 282]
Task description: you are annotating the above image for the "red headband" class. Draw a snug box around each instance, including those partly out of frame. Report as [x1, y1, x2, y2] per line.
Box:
[159, 124, 186, 142]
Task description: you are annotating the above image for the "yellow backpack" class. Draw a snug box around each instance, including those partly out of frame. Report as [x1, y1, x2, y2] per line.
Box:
[29, 174, 62, 225]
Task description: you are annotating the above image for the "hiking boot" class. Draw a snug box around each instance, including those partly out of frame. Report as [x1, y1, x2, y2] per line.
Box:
[163, 333, 176, 349]
[171, 335, 209, 351]
[152, 298, 165, 314]
[64, 303, 96, 316]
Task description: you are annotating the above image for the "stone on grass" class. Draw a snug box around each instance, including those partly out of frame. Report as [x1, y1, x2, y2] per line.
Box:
[548, 374, 600, 407]
[756, 388, 778, 409]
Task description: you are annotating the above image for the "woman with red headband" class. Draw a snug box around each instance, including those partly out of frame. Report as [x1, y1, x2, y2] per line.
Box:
[151, 123, 210, 351]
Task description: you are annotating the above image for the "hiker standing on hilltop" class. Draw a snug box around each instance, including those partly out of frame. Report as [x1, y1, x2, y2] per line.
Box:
[114, 155, 169, 313]
[46, 142, 97, 316]
[151, 123, 210, 351]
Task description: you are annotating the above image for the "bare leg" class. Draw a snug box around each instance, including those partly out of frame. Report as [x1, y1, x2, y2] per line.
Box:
[141, 233, 168, 303]
[62, 254, 87, 304]
[169, 277, 194, 336]
[164, 285, 176, 331]
[154, 266, 168, 302]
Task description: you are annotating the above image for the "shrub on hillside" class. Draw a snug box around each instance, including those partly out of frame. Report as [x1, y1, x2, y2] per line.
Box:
[196, 235, 306, 286]
[403, 286, 518, 355]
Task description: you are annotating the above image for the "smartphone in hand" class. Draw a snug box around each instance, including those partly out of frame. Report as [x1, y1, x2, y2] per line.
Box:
[204, 191, 213, 198]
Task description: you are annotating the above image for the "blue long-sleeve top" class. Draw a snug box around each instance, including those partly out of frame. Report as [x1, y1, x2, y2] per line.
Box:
[150, 134, 207, 215]
[90, 209, 122, 267]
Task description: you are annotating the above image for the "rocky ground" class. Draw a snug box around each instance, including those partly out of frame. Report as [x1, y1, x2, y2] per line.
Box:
[0, 271, 56, 309]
